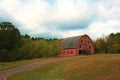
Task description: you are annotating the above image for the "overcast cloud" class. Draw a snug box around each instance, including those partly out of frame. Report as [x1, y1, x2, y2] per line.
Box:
[0, 0, 120, 39]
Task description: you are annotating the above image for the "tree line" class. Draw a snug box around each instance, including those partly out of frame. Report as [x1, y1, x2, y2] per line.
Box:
[0, 22, 120, 62]
[0, 22, 61, 62]
[94, 33, 120, 53]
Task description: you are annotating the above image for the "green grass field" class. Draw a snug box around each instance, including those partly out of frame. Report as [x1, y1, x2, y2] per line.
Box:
[8, 54, 120, 80]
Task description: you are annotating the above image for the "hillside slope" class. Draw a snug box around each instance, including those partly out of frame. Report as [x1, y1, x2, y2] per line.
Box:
[9, 54, 120, 80]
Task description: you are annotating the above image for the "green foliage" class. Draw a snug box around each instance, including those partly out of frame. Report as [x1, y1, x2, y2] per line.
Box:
[0, 22, 22, 50]
[0, 22, 23, 62]
[107, 33, 120, 53]
[94, 33, 120, 54]
[20, 39, 61, 59]
[0, 22, 61, 62]
[94, 37, 107, 53]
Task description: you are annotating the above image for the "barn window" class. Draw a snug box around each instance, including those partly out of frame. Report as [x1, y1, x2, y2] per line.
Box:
[81, 40, 83, 43]
[89, 46, 91, 49]
[71, 51, 73, 54]
[79, 45, 81, 48]
[67, 51, 69, 54]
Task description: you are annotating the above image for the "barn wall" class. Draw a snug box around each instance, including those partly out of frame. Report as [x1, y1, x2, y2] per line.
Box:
[60, 48, 77, 56]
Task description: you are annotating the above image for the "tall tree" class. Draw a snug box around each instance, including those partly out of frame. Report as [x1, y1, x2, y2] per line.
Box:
[94, 37, 107, 53]
[0, 22, 23, 61]
[0, 22, 22, 50]
[107, 33, 120, 53]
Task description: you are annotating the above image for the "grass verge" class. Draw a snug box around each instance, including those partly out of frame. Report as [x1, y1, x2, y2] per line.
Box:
[0, 57, 55, 71]
[8, 54, 120, 80]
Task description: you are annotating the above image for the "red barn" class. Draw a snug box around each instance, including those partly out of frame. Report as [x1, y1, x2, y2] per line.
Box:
[60, 34, 94, 56]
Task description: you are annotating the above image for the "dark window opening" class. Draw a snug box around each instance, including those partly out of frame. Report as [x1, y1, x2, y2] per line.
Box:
[89, 46, 91, 49]
[79, 50, 85, 55]
[79, 45, 81, 48]
[81, 40, 83, 43]
[71, 51, 73, 54]
[67, 51, 69, 54]
[79, 50, 90, 55]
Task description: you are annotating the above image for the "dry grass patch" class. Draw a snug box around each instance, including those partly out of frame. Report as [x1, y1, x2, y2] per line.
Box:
[8, 54, 120, 80]
[63, 54, 120, 80]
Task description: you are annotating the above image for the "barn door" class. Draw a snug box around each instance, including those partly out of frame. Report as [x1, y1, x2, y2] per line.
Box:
[79, 50, 85, 55]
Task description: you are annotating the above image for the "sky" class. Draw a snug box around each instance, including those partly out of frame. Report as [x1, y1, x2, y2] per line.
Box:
[0, 0, 120, 39]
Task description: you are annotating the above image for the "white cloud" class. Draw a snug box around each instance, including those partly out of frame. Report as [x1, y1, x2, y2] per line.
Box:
[14, 0, 50, 31]
[0, 0, 23, 18]
[49, 0, 95, 25]
[96, 0, 120, 20]
[87, 20, 120, 39]
[62, 20, 120, 39]
[0, 0, 120, 39]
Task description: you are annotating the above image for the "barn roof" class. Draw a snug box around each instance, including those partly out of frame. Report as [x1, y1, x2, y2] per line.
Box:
[62, 35, 83, 49]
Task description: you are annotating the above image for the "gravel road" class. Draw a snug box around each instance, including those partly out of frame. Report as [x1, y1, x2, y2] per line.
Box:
[0, 56, 80, 80]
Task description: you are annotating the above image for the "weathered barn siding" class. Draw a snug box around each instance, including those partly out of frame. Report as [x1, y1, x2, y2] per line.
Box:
[60, 34, 94, 56]
[61, 48, 77, 56]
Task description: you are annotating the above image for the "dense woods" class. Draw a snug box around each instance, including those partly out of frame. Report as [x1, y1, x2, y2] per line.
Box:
[0, 22, 120, 62]
[94, 33, 120, 53]
[20, 36, 61, 59]
[0, 22, 23, 61]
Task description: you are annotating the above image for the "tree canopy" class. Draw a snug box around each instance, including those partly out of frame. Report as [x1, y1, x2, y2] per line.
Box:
[0, 22, 22, 50]
[94, 32, 120, 53]
[0, 22, 23, 61]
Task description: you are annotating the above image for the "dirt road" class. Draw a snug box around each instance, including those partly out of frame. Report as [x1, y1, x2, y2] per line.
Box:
[0, 56, 80, 80]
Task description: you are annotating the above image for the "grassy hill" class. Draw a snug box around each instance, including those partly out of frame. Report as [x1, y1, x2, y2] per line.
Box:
[0, 58, 55, 71]
[8, 54, 120, 80]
